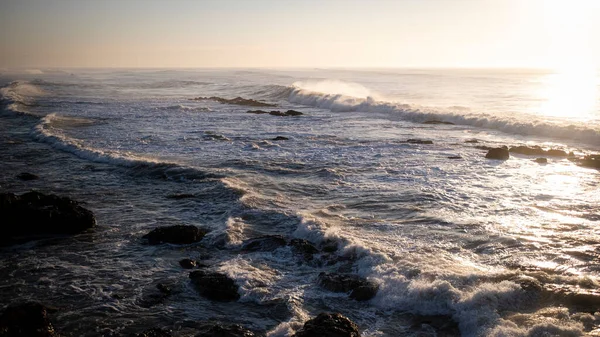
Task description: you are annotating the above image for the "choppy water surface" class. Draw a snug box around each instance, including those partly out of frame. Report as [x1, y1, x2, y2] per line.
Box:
[1, 68, 599, 336]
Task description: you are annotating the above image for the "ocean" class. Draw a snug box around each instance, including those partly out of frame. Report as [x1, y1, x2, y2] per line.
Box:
[0, 68, 599, 336]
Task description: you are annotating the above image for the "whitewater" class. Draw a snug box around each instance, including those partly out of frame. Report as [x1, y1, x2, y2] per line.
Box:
[1, 68, 599, 336]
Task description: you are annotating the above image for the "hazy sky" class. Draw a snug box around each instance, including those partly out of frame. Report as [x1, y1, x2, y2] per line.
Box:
[1, 0, 598, 69]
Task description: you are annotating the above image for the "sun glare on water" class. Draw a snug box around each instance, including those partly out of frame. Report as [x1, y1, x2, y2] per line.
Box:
[536, 0, 600, 121]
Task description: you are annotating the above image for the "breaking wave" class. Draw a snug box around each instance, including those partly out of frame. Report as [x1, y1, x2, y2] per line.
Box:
[285, 81, 600, 145]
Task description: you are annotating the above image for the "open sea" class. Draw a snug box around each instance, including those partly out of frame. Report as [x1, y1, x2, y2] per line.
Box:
[1, 68, 599, 336]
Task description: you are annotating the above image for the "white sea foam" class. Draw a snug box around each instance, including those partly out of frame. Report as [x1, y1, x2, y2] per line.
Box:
[287, 82, 600, 144]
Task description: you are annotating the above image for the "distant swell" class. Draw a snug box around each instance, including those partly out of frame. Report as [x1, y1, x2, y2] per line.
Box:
[286, 84, 600, 145]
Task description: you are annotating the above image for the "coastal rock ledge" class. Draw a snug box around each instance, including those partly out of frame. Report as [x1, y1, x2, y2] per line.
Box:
[292, 313, 360, 337]
[0, 191, 95, 244]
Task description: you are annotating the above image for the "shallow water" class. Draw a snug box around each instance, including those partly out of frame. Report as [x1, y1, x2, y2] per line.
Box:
[1, 68, 599, 336]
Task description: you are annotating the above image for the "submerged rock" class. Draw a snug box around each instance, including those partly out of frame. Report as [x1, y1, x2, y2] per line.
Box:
[447, 156, 462, 160]
[142, 225, 207, 245]
[423, 120, 454, 125]
[0, 191, 95, 244]
[485, 147, 509, 160]
[535, 158, 548, 164]
[16, 172, 39, 181]
[189, 270, 240, 301]
[130, 328, 172, 337]
[318, 272, 379, 301]
[406, 139, 433, 145]
[192, 96, 276, 107]
[292, 313, 360, 337]
[195, 324, 259, 337]
[241, 235, 287, 252]
[0, 302, 58, 337]
[271, 136, 289, 141]
[166, 193, 196, 200]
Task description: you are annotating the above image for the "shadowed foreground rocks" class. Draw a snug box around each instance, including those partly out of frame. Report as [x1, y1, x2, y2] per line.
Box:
[189, 270, 240, 301]
[0, 302, 58, 337]
[143, 225, 208, 245]
[292, 313, 360, 337]
[318, 272, 379, 301]
[0, 191, 95, 244]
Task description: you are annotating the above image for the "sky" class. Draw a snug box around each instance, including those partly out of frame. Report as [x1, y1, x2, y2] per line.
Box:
[1, 0, 599, 69]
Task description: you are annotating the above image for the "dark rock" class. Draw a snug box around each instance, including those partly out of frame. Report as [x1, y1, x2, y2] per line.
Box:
[241, 235, 287, 252]
[485, 147, 509, 160]
[321, 239, 338, 253]
[575, 155, 600, 169]
[179, 258, 197, 269]
[465, 139, 479, 143]
[16, 172, 39, 181]
[166, 193, 195, 200]
[189, 270, 240, 301]
[546, 149, 568, 157]
[423, 120, 454, 125]
[289, 239, 318, 260]
[318, 273, 378, 301]
[535, 158, 548, 164]
[247, 110, 302, 116]
[130, 328, 172, 337]
[0, 191, 95, 244]
[156, 283, 172, 295]
[509, 146, 568, 157]
[292, 313, 360, 337]
[142, 225, 207, 245]
[195, 324, 258, 337]
[271, 136, 289, 141]
[0, 302, 57, 337]
[447, 156, 462, 159]
[192, 96, 275, 107]
[406, 139, 433, 145]
[409, 315, 460, 337]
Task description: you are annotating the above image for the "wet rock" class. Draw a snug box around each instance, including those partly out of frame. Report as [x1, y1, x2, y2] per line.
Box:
[130, 328, 172, 337]
[247, 110, 303, 116]
[289, 239, 318, 260]
[166, 193, 196, 200]
[16, 172, 39, 181]
[271, 136, 289, 141]
[241, 235, 287, 252]
[195, 324, 259, 337]
[142, 225, 207, 245]
[409, 315, 460, 337]
[509, 146, 568, 157]
[192, 96, 276, 107]
[0, 302, 58, 337]
[179, 258, 197, 269]
[465, 139, 479, 143]
[321, 239, 338, 253]
[423, 120, 454, 125]
[406, 139, 433, 145]
[0, 191, 95, 244]
[292, 312, 360, 337]
[574, 155, 600, 169]
[447, 156, 462, 160]
[189, 270, 240, 301]
[485, 147, 509, 160]
[535, 157, 548, 164]
[318, 272, 379, 301]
